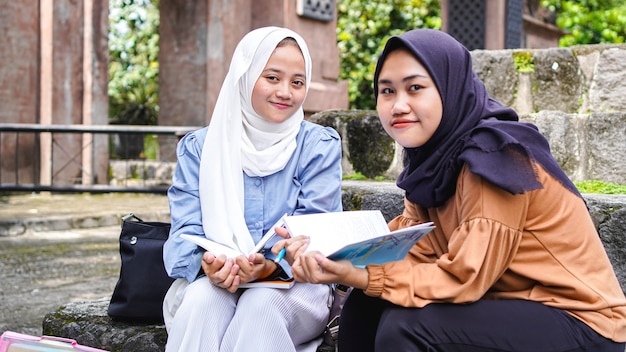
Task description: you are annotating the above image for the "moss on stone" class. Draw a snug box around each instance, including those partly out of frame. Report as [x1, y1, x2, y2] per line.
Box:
[513, 52, 535, 73]
[310, 109, 395, 179]
[345, 115, 394, 178]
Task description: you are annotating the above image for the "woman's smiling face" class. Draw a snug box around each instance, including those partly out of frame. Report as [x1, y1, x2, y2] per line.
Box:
[376, 48, 443, 148]
[251, 42, 307, 124]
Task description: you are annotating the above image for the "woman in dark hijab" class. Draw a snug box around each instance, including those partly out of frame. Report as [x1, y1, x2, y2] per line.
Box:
[285, 29, 626, 351]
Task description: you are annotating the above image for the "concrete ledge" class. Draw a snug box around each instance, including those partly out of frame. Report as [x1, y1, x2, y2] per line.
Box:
[42, 182, 626, 352]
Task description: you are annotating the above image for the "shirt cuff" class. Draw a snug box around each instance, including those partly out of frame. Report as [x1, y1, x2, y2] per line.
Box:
[364, 264, 385, 297]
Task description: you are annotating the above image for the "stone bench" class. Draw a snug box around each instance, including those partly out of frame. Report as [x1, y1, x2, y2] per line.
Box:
[42, 181, 626, 352]
[43, 299, 167, 352]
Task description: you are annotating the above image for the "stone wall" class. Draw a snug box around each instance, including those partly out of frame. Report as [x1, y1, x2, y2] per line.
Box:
[473, 44, 626, 115]
[474, 43, 626, 184]
[522, 111, 626, 184]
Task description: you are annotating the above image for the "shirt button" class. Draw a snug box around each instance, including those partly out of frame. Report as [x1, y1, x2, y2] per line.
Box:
[255, 179, 262, 186]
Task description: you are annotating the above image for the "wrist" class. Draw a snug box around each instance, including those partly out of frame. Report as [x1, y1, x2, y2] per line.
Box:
[258, 259, 278, 280]
[262, 261, 291, 281]
[344, 267, 369, 290]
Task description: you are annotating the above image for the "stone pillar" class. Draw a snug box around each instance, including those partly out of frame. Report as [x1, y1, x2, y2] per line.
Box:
[43, 0, 109, 186]
[0, 0, 109, 186]
[159, 0, 251, 128]
[0, 1, 40, 184]
[43, 0, 85, 186]
[159, 1, 205, 130]
[82, 0, 110, 185]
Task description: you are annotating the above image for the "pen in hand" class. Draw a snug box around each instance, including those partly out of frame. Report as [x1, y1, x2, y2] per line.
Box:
[274, 248, 286, 263]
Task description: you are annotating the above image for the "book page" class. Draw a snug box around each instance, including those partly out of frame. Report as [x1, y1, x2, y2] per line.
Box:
[283, 210, 391, 256]
[251, 215, 286, 254]
[181, 215, 286, 258]
[180, 234, 243, 258]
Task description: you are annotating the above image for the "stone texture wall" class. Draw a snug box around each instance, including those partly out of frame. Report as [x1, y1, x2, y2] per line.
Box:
[472, 44, 626, 114]
[522, 111, 626, 183]
[475, 44, 626, 184]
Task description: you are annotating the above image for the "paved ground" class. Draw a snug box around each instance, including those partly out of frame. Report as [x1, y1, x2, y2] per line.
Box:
[0, 193, 170, 336]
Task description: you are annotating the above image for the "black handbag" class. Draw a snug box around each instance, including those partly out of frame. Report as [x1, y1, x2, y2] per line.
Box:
[107, 213, 175, 323]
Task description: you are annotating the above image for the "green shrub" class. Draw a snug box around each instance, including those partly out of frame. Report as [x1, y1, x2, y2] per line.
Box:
[575, 180, 626, 194]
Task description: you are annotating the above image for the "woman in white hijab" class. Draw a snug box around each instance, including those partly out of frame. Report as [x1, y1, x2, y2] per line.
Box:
[162, 26, 343, 352]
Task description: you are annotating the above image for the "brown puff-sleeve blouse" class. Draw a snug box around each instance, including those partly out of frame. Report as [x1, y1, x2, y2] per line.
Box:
[365, 163, 626, 342]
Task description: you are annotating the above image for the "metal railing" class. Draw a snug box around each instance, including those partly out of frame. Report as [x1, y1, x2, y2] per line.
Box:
[0, 123, 202, 193]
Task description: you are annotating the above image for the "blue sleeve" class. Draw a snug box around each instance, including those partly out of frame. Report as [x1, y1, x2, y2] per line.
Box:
[163, 129, 206, 282]
[293, 124, 343, 216]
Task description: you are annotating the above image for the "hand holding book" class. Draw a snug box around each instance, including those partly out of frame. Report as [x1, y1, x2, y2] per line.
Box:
[182, 216, 293, 289]
[280, 210, 435, 267]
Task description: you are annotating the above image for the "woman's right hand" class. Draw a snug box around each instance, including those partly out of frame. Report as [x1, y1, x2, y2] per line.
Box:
[272, 226, 310, 265]
[201, 252, 241, 293]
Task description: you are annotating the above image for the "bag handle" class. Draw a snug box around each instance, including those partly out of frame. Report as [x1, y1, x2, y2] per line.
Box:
[122, 213, 144, 223]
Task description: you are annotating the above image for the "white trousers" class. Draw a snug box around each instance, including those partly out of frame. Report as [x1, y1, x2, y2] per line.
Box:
[163, 277, 331, 352]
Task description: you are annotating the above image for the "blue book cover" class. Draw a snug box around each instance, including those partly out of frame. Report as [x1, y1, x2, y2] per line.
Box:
[327, 224, 434, 267]
[282, 210, 435, 267]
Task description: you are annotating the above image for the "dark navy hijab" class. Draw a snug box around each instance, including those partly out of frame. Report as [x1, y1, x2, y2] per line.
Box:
[373, 29, 581, 208]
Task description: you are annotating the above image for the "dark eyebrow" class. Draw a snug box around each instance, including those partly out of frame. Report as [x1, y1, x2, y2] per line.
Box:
[262, 67, 306, 79]
[378, 74, 429, 86]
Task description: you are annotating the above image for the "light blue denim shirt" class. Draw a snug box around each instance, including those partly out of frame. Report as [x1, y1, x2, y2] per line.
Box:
[164, 121, 343, 282]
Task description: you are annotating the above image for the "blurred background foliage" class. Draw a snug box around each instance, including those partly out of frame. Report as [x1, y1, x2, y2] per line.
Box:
[541, 0, 626, 46]
[336, 0, 441, 110]
[108, 0, 160, 126]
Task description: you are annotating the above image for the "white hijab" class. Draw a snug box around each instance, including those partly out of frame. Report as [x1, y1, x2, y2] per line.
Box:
[198, 27, 312, 254]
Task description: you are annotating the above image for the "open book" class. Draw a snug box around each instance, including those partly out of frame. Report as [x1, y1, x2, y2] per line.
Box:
[281, 210, 435, 267]
[180, 215, 285, 258]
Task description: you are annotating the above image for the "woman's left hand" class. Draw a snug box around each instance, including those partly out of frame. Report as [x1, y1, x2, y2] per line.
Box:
[202, 252, 241, 293]
[291, 251, 369, 289]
